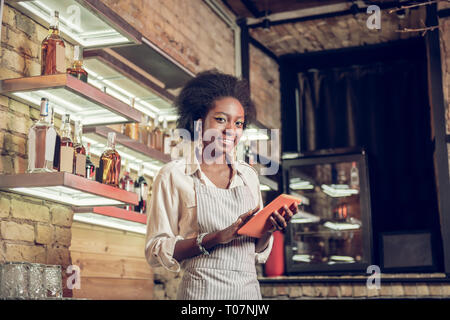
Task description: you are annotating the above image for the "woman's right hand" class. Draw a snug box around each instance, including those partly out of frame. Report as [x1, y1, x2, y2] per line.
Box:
[215, 206, 260, 245]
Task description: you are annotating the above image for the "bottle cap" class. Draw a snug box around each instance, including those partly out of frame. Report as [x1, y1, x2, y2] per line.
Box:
[40, 98, 49, 116]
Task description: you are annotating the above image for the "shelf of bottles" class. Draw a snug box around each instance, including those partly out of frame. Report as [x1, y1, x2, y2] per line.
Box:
[8, 0, 141, 48]
[0, 11, 142, 127]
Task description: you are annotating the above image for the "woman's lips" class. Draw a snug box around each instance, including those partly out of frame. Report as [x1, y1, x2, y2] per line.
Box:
[218, 136, 235, 146]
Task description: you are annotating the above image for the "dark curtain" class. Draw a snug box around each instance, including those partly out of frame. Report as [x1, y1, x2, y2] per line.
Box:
[298, 60, 442, 266]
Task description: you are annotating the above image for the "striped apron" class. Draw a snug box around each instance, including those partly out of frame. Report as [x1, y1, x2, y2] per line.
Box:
[177, 171, 262, 300]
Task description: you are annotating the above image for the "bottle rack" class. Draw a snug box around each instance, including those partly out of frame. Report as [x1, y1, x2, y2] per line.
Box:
[0, 74, 142, 127]
[0, 172, 138, 208]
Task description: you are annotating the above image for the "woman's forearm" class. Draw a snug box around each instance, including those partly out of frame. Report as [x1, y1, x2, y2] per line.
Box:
[173, 231, 221, 262]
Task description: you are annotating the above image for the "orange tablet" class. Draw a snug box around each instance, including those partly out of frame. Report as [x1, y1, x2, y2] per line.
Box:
[237, 194, 302, 238]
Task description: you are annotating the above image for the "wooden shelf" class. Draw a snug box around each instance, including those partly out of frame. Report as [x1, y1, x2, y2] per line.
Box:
[83, 126, 171, 173]
[73, 207, 146, 234]
[0, 74, 142, 127]
[0, 172, 138, 207]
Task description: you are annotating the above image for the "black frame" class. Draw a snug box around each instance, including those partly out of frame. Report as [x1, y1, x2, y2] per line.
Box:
[282, 149, 373, 275]
[379, 230, 438, 273]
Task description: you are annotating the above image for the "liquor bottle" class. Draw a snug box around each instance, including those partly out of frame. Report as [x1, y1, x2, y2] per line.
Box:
[162, 118, 172, 155]
[124, 98, 139, 140]
[134, 163, 148, 214]
[139, 115, 149, 146]
[152, 116, 163, 151]
[146, 117, 153, 148]
[41, 11, 66, 75]
[67, 45, 88, 82]
[97, 132, 121, 187]
[59, 114, 74, 173]
[27, 98, 57, 173]
[350, 162, 360, 190]
[120, 160, 134, 211]
[73, 121, 86, 177]
[51, 106, 61, 171]
[85, 143, 96, 180]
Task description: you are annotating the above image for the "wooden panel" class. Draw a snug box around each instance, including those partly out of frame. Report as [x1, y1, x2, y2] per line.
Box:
[70, 222, 146, 258]
[72, 277, 153, 300]
[70, 221, 154, 300]
[71, 251, 152, 280]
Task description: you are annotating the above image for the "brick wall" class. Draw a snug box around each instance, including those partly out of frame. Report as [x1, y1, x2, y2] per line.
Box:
[1, 4, 76, 297]
[260, 275, 450, 299]
[438, 2, 450, 175]
[249, 44, 281, 130]
[99, 0, 236, 76]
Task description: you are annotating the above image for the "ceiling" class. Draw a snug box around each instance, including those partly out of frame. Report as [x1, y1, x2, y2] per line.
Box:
[221, 0, 428, 56]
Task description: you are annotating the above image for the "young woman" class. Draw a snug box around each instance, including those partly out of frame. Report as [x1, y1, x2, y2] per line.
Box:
[145, 70, 297, 300]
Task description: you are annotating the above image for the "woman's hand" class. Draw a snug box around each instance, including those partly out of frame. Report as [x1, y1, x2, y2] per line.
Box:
[264, 202, 298, 234]
[216, 206, 260, 245]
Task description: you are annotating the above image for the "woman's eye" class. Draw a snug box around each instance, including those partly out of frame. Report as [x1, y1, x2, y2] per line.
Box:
[215, 117, 226, 123]
[236, 121, 244, 127]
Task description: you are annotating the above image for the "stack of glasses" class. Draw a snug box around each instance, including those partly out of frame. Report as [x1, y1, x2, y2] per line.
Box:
[0, 262, 62, 299]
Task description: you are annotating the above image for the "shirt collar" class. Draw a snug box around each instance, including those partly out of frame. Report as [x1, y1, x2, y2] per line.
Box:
[183, 141, 242, 176]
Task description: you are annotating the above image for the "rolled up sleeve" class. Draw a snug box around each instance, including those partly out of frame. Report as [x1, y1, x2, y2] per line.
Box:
[145, 170, 183, 272]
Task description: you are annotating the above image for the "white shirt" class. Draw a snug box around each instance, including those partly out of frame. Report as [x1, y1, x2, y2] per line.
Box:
[145, 145, 274, 272]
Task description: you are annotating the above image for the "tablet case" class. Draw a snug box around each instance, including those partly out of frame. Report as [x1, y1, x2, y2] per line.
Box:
[237, 194, 302, 238]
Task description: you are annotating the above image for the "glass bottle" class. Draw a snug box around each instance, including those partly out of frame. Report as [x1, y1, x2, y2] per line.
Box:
[51, 106, 61, 171]
[59, 114, 74, 173]
[85, 142, 96, 180]
[139, 115, 149, 146]
[152, 116, 163, 151]
[162, 118, 172, 155]
[147, 117, 154, 148]
[27, 98, 57, 173]
[73, 121, 86, 177]
[124, 98, 139, 140]
[134, 163, 148, 214]
[97, 132, 121, 187]
[67, 45, 88, 82]
[350, 161, 360, 190]
[41, 11, 66, 75]
[120, 160, 134, 211]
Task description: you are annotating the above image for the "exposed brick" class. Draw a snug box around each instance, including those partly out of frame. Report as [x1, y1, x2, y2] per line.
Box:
[327, 285, 340, 297]
[54, 226, 72, 247]
[416, 283, 429, 297]
[314, 284, 329, 297]
[379, 283, 392, 297]
[5, 243, 46, 263]
[367, 287, 380, 298]
[403, 283, 417, 296]
[428, 284, 443, 296]
[0, 155, 14, 174]
[0, 196, 11, 218]
[275, 284, 288, 296]
[35, 223, 53, 245]
[352, 284, 367, 298]
[301, 284, 315, 297]
[11, 198, 50, 222]
[441, 284, 450, 297]
[8, 98, 30, 116]
[340, 284, 353, 297]
[7, 113, 28, 135]
[0, 220, 35, 242]
[13, 156, 27, 174]
[47, 245, 70, 266]
[3, 133, 27, 155]
[391, 283, 405, 297]
[14, 12, 36, 38]
[288, 285, 302, 298]
[260, 284, 276, 298]
[50, 205, 73, 227]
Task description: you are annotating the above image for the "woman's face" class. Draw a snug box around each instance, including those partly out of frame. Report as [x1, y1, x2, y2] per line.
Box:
[202, 97, 245, 156]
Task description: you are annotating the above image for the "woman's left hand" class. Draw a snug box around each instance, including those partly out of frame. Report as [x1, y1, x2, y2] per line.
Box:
[265, 203, 298, 233]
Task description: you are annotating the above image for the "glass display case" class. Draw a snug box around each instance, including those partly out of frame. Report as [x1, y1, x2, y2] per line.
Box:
[282, 149, 373, 274]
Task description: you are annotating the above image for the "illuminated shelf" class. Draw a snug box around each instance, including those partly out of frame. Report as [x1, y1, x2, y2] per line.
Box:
[73, 206, 146, 234]
[0, 172, 138, 207]
[8, 0, 141, 48]
[83, 126, 171, 177]
[84, 48, 177, 121]
[0, 74, 142, 126]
